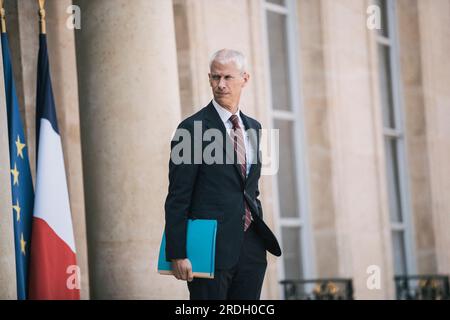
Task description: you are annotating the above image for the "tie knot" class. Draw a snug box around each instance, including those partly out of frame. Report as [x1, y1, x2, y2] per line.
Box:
[229, 114, 240, 129]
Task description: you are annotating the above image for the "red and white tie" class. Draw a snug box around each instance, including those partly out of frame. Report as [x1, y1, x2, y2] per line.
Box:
[229, 114, 252, 231]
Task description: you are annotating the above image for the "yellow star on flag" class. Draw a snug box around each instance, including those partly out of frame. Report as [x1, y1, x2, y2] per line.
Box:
[15, 135, 26, 159]
[12, 199, 21, 222]
[10, 163, 19, 186]
[20, 233, 26, 255]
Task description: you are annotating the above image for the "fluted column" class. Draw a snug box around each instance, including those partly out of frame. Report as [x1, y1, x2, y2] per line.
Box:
[75, 0, 185, 298]
[321, 0, 394, 299]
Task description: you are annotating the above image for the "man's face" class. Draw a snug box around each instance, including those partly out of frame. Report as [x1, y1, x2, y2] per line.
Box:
[209, 61, 249, 112]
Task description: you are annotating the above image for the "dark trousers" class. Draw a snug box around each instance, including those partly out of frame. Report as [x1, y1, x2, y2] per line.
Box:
[187, 223, 267, 300]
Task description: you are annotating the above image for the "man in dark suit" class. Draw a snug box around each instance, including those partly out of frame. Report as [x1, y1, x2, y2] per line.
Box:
[164, 49, 281, 300]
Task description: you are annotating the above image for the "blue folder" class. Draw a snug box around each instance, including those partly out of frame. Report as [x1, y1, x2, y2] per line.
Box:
[158, 219, 217, 279]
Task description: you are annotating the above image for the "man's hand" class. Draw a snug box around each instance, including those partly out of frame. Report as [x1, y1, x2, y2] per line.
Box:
[171, 258, 193, 282]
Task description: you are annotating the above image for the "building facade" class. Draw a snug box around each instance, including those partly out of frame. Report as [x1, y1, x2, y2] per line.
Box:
[0, 0, 449, 299]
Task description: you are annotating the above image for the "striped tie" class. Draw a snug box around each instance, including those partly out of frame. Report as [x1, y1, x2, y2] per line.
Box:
[229, 115, 252, 231]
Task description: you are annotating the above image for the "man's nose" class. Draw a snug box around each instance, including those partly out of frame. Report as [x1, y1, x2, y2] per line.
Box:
[218, 77, 226, 89]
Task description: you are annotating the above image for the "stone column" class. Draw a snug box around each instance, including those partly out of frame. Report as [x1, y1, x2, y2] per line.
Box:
[320, 0, 394, 299]
[396, 0, 436, 274]
[417, 0, 450, 275]
[296, 0, 339, 280]
[75, 0, 184, 298]
[0, 41, 17, 299]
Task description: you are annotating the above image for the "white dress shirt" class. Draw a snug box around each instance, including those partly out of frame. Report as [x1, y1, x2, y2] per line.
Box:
[212, 99, 253, 176]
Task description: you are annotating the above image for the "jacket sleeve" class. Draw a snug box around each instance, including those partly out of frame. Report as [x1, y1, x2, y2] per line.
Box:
[164, 121, 199, 260]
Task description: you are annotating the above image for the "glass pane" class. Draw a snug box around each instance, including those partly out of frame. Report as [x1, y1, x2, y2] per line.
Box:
[378, 44, 396, 128]
[267, 11, 292, 111]
[282, 226, 303, 280]
[385, 138, 403, 222]
[267, 0, 285, 6]
[392, 231, 408, 275]
[375, 0, 389, 37]
[274, 119, 299, 218]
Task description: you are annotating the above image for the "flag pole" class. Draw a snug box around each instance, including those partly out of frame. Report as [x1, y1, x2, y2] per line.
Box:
[38, 0, 46, 35]
[0, 0, 6, 33]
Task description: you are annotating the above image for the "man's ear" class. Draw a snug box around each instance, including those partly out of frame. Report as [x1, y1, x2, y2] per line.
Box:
[242, 72, 250, 87]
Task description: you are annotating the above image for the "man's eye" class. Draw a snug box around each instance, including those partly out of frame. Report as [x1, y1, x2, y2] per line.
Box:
[225, 76, 233, 80]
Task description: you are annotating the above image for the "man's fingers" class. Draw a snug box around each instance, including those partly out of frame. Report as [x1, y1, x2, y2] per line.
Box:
[186, 259, 193, 282]
[177, 262, 186, 280]
[181, 266, 189, 280]
[171, 259, 193, 281]
[174, 268, 181, 280]
[177, 265, 184, 280]
[178, 268, 185, 280]
[172, 261, 181, 280]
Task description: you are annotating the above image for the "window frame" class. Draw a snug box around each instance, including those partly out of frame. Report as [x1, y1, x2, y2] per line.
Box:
[262, 0, 315, 296]
[375, 0, 416, 276]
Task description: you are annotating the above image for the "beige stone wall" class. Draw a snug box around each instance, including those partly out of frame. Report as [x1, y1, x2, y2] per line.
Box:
[417, 0, 450, 276]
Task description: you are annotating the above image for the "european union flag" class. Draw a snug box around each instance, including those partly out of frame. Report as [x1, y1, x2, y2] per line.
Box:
[1, 32, 34, 300]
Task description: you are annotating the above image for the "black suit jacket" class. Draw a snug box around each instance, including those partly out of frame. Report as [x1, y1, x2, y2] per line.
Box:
[164, 101, 281, 269]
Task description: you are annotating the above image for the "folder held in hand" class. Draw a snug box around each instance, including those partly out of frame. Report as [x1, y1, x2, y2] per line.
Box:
[158, 219, 217, 279]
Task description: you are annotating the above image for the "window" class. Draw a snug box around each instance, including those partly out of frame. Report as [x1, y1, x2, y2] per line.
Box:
[263, 0, 313, 288]
[375, 0, 415, 276]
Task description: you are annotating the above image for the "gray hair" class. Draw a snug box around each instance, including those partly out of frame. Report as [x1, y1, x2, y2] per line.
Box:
[209, 49, 247, 73]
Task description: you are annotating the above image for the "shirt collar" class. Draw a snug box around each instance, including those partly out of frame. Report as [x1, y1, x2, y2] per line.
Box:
[212, 99, 241, 125]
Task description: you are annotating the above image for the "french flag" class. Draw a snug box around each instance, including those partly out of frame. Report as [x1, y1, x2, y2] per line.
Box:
[28, 34, 80, 300]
